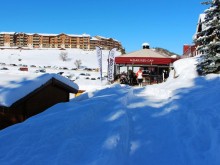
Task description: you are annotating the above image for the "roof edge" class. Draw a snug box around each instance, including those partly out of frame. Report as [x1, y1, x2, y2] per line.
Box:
[9, 78, 78, 108]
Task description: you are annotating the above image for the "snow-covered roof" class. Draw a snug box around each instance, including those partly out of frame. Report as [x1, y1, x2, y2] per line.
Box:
[196, 14, 206, 33]
[193, 13, 206, 40]
[142, 42, 150, 46]
[0, 73, 79, 107]
[90, 37, 100, 41]
[0, 32, 90, 37]
[68, 33, 90, 37]
[0, 32, 16, 35]
[199, 13, 206, 22]
[94, 36, 120, 42]
[31, 33, 56, 36]
[95, 35, 110, 40]
[32, 33, 90, 37]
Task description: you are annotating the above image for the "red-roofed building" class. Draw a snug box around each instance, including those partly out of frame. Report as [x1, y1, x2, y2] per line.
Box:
[182, 14, 206, 57]
[115, 44, 178, 85]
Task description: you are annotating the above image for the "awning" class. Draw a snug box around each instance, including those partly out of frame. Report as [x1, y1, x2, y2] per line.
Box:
[115, 48, 177, 65]
[115, 57, 175, 65]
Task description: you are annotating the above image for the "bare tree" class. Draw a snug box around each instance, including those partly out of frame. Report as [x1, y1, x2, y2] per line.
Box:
[59, 51, 68, 61]
[74, 59, 82, 69]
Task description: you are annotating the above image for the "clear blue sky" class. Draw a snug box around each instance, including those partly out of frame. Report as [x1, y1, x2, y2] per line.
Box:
[0, 0, 207, 55]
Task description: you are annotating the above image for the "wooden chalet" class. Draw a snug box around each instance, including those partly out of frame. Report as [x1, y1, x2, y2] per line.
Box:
[0, 73, 78, 130]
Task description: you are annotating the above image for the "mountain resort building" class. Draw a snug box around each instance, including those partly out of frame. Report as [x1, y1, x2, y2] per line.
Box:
[115, 43, 177, 85]
[0, 32, 123, 51]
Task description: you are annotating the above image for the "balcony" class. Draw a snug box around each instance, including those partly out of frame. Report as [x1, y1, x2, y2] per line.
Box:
[42, 44, 50, 48]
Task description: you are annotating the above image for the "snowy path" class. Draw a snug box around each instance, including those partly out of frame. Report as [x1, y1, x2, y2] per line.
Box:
[0, 74, 220, 165]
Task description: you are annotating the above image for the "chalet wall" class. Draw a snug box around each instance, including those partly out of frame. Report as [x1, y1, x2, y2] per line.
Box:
[0, 84, 69, 130]
[24, 85, 69, 118]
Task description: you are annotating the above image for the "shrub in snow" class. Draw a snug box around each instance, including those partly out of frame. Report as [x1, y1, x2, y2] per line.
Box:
[74, 59, 82, 69]
[59, 51, 69, 61]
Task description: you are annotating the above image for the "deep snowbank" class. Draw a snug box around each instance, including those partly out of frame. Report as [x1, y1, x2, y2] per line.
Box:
[0, 57, 220, 165]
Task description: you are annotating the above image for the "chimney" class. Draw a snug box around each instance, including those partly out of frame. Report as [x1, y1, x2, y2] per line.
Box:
[142, 43, 150, 49]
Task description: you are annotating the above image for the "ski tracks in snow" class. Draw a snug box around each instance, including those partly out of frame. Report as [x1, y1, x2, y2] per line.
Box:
[110, 85, 144, 164]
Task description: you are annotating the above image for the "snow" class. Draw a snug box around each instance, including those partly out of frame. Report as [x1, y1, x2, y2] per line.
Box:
[0, 48, 120, 72]
[95, 36, 119, 42]
[0, 32, 15, 35]
[0, 32, 90, 37]
[142, 42, 149, 46]
[90, 37, 100, 41]
[0, 72, 79, 107]
[0, 51, 220, 164]
[194, 13, 206, 39]
[0, 48, 121, 91]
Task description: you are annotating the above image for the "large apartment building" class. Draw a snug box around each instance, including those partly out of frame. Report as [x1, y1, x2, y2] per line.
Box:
[0, 32, 123, 51]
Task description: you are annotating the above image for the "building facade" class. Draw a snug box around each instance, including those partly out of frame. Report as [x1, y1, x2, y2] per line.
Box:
[182, 14, 206, 57]
[182, 44, 197, 58]
[0, 32, 123, 51]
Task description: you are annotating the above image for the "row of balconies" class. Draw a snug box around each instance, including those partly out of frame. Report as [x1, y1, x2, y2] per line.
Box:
[16, 35, 28, 38]
[0, 39, 121, 50]
[11, 39, 113, 44]
[0, 43, 117, 50]
[42, 42, 50, 45]
[0, 42, 120, 50]
[0, 34, 93, 40]
[17, 40, 27, 43]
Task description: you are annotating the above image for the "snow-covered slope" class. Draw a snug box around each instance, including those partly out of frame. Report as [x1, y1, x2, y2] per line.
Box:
[0, 57, 220, 165]
[0, 48, 119, 91]
[0, 48, 121, 72]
